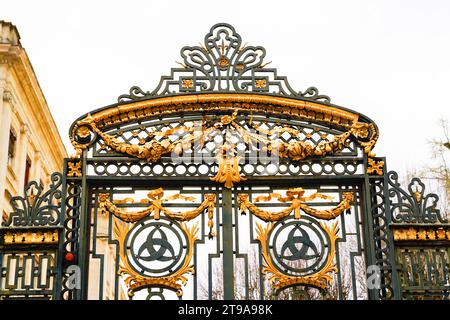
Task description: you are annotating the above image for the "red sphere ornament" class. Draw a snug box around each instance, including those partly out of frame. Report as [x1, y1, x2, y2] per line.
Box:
[65, 252, 75, 262]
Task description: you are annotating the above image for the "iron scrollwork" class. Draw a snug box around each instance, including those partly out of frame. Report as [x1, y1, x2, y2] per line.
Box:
[118, 23, 330, 103]
[5, 172, 63, 227]
[387, 171, 447, 224]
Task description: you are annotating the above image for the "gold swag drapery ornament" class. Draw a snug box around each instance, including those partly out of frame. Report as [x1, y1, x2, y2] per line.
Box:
[98, 188, 216, 238]
[238, 188, 354, 221]
[71, 105, 378, 188]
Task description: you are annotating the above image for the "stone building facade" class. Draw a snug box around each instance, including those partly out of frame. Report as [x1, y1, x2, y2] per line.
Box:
[0, 21, 67, 225]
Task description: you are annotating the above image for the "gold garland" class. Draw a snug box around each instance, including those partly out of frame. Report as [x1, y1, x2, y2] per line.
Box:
[238, 188, 354, 221]
[72, 108, 378, 188]
[256, 220, 340, 291]
[98, 189, 216, 238]
[114, 219, 198, 298]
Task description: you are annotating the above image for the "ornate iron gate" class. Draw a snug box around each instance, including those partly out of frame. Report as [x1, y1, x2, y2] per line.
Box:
[1, 23, 449, 300]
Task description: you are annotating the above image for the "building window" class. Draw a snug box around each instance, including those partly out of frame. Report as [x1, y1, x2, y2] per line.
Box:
[7, 129, 17, 166]
[24, 156, 32, 186]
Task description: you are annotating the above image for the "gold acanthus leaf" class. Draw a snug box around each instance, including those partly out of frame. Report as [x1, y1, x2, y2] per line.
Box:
[238, 189, 353, 221]
[210, 154, 246, 189]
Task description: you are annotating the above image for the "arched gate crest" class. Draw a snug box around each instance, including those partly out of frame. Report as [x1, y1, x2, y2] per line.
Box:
[1, 23, 449, 300]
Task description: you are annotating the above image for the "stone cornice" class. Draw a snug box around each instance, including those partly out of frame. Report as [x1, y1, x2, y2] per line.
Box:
[0, 45, 68, 168]
[0, 21, 21, 46]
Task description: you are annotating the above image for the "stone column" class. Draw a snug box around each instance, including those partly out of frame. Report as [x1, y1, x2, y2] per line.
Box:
[15, 123, 29, 192]
[33, 150, 42, 185]
[0, 78, 13, 219]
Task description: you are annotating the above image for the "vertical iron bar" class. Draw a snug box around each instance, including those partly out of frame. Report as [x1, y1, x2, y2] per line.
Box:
[75, 152, 90, 300]
[382, 160, 401, 299]
[54, 159, 68, 299]
[362, 156, 379, 300]
[222, 188, 234, 299]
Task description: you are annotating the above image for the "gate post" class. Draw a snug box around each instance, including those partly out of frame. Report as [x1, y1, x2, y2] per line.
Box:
[0, 173, 64, 300]
[75, 153, 90, 300]
[364, 156, 401, 299]
[386, 170, 450, 299]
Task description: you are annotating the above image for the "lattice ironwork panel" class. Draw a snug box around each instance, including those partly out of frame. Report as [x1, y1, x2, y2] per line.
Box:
[90, 114, 358, 158]
[0, 250, 58, 300]
[86, 185, 222, 300]
[86, 158, 364, 179]
[81, 180, 371, 300]
[396, 247, 450, 300]
[233, 184, 367, 300]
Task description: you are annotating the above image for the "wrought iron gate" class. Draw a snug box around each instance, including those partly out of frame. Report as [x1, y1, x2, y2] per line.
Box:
[1, 23, 449, 300]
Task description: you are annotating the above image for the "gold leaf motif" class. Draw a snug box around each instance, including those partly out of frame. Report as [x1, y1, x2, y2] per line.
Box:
[181, 79, 194, 88]
[76, 126, 91, 138]
[255, 79, 267, 88]
[67, 161, 82, 177]
[437, 228, 446, 240]
[210, 155, 246, 189]
[367, 158, 384, 175]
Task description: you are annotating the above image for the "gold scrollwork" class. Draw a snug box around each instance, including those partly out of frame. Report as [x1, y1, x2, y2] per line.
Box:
[256, 220, 340, 291]
[114, 219, 198, 298]
[98, 188, 216, 238]
[238, 188, 354, 221]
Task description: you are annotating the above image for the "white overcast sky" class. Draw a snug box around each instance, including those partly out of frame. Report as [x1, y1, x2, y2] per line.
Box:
[2, 0, 449, 174]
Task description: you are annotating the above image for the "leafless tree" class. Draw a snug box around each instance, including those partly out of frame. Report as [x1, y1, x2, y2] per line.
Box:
[402, 118, 449, 216]
[199, 235, 369, 300]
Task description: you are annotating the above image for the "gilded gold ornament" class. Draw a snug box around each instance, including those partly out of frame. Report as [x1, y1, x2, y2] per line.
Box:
[98, 189, 216, 237]
[181, 79, 193, 88]
[256, 220, 340, 291]
[367, 157, 384, 175]
[238, 189, 354, 221]
[114, 219, 198, 297]
[392, 226, 450, 241]
[71, 105, 377, 188]
[3, 229, 58, 245]
[67, 161, 82, 177]
[210, 154, 246, 189]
